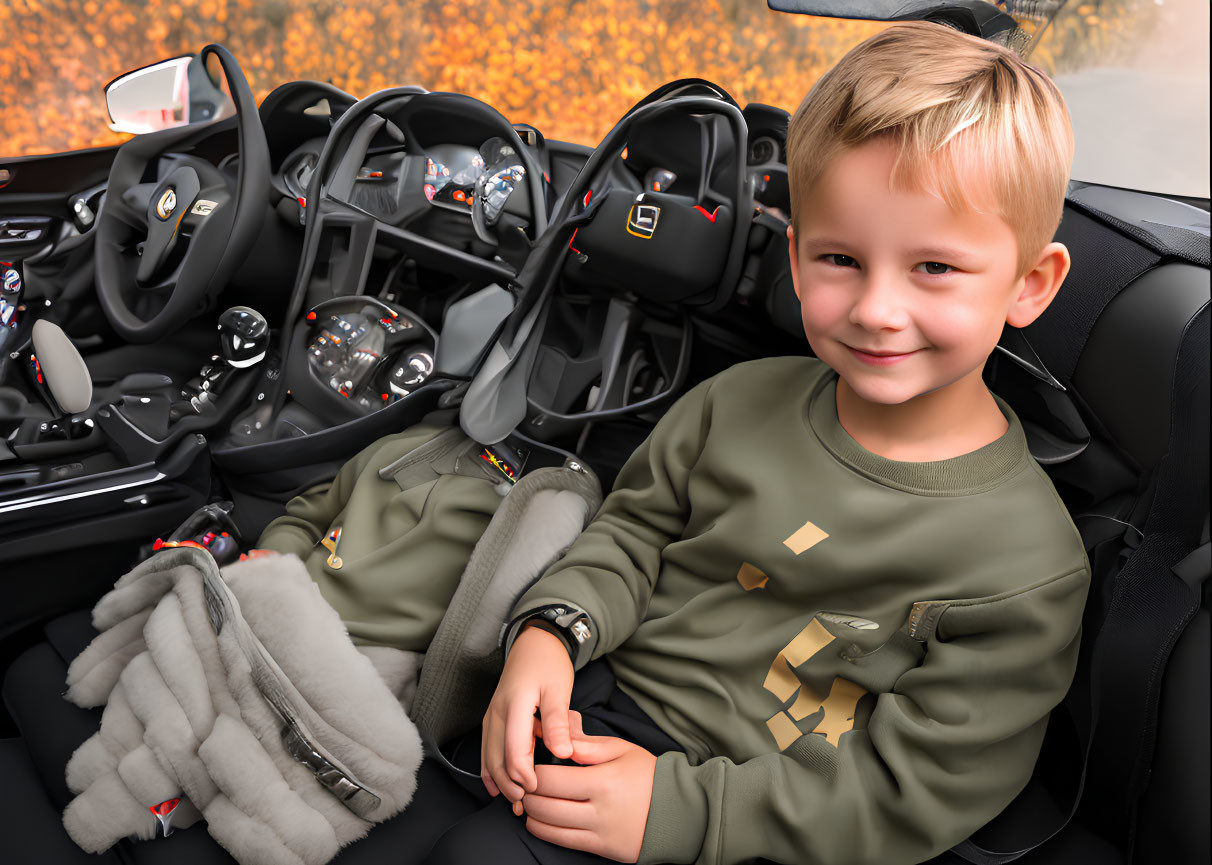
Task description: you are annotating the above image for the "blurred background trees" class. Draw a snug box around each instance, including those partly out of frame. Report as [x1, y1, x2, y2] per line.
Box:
[0, 0, 1174, 157]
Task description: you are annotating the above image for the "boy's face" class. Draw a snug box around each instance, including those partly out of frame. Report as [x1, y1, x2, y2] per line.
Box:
[787, 138, 1060, 410]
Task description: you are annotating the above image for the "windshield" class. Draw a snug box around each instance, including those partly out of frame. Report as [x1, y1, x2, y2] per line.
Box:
[3, 0, 1207, 198]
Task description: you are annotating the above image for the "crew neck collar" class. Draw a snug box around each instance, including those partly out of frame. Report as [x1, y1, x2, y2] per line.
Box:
[805, 367, 1029, 496]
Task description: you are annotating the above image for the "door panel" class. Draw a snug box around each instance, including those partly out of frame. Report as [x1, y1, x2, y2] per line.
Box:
[0, 146, 119, 220]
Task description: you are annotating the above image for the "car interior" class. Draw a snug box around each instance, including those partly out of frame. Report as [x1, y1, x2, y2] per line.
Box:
[0, 22, 1207, 865]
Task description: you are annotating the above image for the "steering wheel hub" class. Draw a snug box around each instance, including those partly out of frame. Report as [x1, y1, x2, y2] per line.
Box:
[155, 188, 178, 220]
[139, 166, 201, 284]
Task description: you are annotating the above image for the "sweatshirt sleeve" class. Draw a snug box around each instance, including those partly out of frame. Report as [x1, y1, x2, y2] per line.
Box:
[509, 376, 717, 663]
[639, 565, 1090, 865]
[254, 458, 362, 560]
[256, 423, 451, 559]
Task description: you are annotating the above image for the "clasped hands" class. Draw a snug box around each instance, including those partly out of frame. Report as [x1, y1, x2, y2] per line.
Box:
[481, 625, 657, 863]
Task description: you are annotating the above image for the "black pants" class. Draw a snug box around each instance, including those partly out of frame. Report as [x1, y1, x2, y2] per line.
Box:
[405, 657, 686, 865]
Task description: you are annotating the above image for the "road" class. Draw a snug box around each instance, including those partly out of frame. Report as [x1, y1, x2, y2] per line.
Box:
[1052, 0, 1209, 199]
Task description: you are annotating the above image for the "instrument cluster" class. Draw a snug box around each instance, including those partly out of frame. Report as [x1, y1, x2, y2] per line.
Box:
[304, 298, 436, 412]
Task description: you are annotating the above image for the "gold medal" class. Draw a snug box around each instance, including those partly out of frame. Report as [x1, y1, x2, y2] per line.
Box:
[321, 527, 343, 569]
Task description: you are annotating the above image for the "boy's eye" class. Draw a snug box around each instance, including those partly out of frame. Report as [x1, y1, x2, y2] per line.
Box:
[916, 261, 953, 275]
[822, 254, 858, 268]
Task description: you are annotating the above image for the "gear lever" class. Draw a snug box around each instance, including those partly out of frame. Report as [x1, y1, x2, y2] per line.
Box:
[218, 306, 270, 369]
[28, 319, 93, 439]
[175, 306, 269, 417]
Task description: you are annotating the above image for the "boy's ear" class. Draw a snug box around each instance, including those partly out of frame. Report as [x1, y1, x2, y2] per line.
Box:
[787, 226, 803, 302]
[1006, 241, 1071, 328]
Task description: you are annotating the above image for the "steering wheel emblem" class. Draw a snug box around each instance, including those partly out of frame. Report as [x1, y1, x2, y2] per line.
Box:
[156, 188, 177, 221]
[627, 203, 660, 239]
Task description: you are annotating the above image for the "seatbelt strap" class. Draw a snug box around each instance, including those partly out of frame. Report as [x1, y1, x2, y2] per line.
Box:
[952, 505, 1208, 861]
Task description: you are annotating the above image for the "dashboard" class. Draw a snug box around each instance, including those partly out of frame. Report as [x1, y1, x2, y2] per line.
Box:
[742, 102, 792, 216]
[304, 296, 435, 411]
[224, 80, 795, 441]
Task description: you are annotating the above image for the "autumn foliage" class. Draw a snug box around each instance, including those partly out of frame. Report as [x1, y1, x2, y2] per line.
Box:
[1, 0, 1154, 157]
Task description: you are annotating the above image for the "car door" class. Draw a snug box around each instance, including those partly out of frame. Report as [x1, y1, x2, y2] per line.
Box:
[0, 147, 116, 365]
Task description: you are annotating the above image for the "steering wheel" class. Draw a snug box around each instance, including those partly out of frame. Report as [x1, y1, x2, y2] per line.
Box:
[95, 45, 270, 344]
[303, 88, 547, 282]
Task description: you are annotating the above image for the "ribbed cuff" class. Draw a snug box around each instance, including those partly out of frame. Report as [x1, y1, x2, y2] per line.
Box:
[638, 752, 709, 865]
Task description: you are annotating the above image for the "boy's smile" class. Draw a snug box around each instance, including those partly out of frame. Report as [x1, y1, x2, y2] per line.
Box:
[787, 137, 1068, 460]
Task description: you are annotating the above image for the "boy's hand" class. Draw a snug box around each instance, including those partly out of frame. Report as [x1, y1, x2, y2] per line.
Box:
[481, 623, 575, 804]
[521, 711, 657, 863]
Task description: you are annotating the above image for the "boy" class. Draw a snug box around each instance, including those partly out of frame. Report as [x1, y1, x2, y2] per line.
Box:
[439, 20, 1089, 865]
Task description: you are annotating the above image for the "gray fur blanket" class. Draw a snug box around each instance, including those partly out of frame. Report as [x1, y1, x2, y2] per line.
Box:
[60, 546, 425, 865]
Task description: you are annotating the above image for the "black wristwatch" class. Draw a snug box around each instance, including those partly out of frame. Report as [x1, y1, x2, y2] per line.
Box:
[504, 604, 595, 669]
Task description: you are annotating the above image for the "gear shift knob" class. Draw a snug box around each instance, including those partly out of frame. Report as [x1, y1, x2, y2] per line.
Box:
[217, 306, 268, 369]
[31, 319, 92, 415]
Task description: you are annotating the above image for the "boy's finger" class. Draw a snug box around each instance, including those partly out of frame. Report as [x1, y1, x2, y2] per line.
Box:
[538, 695, 573, 760]
[534, 764, 595, 800]
[504, 701, 540, 792]
[480, 715, 499, 797]
[483, 711, 526, 802]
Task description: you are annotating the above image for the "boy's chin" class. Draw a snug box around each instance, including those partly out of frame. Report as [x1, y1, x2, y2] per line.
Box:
[832, 364, 948, 407]
[837, 368, 983, 408]
[837, 378, 931, 407]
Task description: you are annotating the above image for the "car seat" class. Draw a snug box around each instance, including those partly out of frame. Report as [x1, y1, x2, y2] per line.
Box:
[920, 185, 1210, 864]
[3, 172, 1207, 865]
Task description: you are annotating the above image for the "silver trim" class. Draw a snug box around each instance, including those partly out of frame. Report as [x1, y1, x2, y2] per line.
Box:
[993, 341, 1067, 391]
[0, 469, 166, 515]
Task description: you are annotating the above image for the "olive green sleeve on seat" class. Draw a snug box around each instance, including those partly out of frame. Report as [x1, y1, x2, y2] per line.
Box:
[256, 464, 358, 559]
[509, 376, 717, 659]
[255, 424, 445, 559]
[638, 566, 1091, 865]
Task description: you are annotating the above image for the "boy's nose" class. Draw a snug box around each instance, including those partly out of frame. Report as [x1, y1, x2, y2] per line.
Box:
[848, 275, 911, 332]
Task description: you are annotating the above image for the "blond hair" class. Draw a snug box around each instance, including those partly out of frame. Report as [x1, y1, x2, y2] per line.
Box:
[786, 21, 1074, 277]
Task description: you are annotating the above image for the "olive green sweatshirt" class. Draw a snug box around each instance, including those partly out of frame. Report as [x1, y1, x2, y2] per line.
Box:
[511, 357, 1090, 865]
[257, 424, 506, 651]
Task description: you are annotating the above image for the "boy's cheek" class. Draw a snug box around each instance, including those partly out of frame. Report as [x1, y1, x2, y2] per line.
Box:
[797, 293, 848, 333]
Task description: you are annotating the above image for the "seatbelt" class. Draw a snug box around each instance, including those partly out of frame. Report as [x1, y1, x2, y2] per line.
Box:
[952, 468, 1209, 862]
[408, 454, 602, 766]
[952, 533, 1208, 862]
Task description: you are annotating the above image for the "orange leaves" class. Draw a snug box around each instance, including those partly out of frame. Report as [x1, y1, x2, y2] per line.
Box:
[2, 0, 1151, 158]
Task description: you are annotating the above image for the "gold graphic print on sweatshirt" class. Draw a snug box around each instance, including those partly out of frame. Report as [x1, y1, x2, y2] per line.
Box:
[737, 519, 868, 752]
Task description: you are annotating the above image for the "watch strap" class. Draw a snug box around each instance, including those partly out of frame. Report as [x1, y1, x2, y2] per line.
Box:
[503, 604, 596, 669]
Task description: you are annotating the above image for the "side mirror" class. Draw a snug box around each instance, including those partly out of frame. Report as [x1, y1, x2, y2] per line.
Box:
[104, 54, 235, 135]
